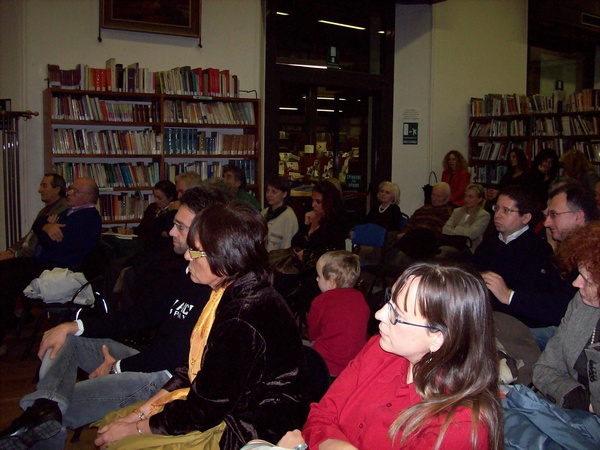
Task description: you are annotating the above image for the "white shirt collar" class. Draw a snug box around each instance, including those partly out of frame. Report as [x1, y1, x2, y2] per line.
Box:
[498, 224, 529, 244]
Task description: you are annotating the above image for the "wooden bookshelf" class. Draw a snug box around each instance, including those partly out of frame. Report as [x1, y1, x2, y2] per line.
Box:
[44, 88, 262, 224]
[468, 91, 600, 187]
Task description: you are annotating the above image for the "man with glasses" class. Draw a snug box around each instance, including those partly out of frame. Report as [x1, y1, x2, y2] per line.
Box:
[473, 185, 578, 349]
[544, 182, 597, 245]
[0, 186, 233, 449]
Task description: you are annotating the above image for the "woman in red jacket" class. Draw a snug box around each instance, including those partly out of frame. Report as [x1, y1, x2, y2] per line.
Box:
[441, 150, 471, 207]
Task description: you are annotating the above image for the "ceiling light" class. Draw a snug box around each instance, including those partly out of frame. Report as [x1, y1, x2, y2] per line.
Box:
[276, 12, 289, 16]
[280, 107, 298, 111]
[317, 109, 343, 113]
[279, 63, 328, 70]
[318, 20, 365, 31]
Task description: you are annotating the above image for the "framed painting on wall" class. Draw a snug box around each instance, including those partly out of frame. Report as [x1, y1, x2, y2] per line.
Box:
[101, 0, 201, 38]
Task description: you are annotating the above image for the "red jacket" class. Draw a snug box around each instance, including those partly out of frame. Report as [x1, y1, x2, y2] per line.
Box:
[442, 169, 471, 206]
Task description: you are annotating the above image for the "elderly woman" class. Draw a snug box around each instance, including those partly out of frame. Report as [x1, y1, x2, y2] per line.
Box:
[441, 183, 490, 254]
[95, 202, 308, 450]
[533, 221, 600, 415]
[276, 261, 503, 450]
[364, 180, 403, 231]
[441, 150, 471, 207]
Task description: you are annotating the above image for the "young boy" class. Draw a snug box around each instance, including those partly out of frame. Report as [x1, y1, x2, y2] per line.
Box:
[307, 250, 370, 377]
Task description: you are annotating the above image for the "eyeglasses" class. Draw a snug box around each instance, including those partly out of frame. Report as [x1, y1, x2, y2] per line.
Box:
[172, 220, 189, 232]
[385, 288, 439, 331]
[188, 249, 207, 259]
[545, 210, 578, 219]
[492, 204, 520, 215]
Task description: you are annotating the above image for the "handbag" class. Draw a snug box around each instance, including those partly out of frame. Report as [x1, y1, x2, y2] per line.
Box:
[268, 248, 301, 275]
[422, 171, 438, 205]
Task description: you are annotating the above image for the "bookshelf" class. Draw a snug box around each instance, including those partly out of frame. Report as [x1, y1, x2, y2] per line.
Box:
[45, 88, 262, 225]
[468, 91, 600, 187]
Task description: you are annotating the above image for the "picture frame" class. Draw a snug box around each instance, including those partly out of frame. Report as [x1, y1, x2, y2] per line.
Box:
[101, 0, 201, 38]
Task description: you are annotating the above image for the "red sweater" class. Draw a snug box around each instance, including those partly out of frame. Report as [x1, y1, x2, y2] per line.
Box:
[303, 336, 489, 450]
[308, 288, 369, 376]
[442, 169, 471, 207]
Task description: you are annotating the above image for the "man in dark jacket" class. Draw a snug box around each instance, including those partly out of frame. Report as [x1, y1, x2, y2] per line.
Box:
[0, 186, 233, 449]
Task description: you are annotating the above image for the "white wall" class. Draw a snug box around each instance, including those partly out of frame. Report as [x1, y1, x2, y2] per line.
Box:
[0, 0, 263, 238]
[394, 0, 528, 215]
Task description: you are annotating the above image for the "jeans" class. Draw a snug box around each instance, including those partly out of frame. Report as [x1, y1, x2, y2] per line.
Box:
[20, 335, 171, 449]
[530, 325, 558, 352]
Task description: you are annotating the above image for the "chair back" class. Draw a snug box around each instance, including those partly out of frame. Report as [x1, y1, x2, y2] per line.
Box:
[398, 212, 410, 231]
[302, 345, 331, 404]
[352, 223, 387, 248]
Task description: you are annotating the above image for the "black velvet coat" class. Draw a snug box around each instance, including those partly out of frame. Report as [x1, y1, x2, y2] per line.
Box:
[148, 271, 308, 449]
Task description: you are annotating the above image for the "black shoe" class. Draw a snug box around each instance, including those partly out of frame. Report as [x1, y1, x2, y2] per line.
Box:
[0, 399, 62, 450]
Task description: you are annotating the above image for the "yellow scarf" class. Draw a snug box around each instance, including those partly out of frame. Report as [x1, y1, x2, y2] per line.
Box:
[149, 283, 229, 416]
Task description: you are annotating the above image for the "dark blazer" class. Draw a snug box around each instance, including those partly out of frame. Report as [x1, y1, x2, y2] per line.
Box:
[149, 271, 308, 449]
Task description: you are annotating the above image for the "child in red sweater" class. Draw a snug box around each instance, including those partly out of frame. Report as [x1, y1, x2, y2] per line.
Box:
[307, 250, 370, 377]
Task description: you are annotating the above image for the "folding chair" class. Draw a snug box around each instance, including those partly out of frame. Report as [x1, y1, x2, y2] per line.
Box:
[351, 223, 387, 268]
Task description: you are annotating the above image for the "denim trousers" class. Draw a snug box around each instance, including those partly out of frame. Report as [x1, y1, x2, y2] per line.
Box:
[20, 335, 171, 449]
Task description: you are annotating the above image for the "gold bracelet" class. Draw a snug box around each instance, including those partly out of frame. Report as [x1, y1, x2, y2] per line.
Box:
[135, 421, 143, 435]
[134, 409, 145, 420]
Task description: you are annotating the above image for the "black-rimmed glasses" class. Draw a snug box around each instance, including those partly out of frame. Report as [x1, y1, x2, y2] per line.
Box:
[385, 288, 439, 331]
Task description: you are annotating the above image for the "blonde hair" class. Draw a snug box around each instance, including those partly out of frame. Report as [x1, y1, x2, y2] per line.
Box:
[378, 181, 401, 205]
[318, 250, 361, 289]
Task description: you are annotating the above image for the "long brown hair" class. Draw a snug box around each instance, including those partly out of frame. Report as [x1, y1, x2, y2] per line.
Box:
[389, 261, 503, 450]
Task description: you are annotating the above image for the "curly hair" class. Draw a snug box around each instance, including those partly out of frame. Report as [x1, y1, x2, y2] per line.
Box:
[442, 150, 467, 172]
[389, 261, 502, 450]
[562, 149, 594, 180]
[557, 221, 600, 298]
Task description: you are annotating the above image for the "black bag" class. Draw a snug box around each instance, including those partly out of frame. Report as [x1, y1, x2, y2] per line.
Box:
[439, 234, 472, 252]
[268, 248, 301, 275]
[422, 171, 438, 205]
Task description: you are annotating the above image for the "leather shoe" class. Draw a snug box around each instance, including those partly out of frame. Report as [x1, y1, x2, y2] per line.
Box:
[0, 399, 62, 450]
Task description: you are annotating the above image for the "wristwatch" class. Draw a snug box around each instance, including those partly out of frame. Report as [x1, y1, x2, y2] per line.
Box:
[293, 445, 308, 450]
[109, 362, 117, 374]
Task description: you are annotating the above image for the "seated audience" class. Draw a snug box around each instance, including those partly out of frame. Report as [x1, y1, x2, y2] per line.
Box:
[170, 171, 203, 210]
[262, 176, 299, 252]
[544, 182, 596, 245]
[0, 187, 225, 449]
[385, 182, 452, 269]
[119, 180, 177, 253]
[0, 177, 101, 356]
[473, 186, 577, 341]
[223, 164, 260, 210]
[530, 149, 560, 206]
[533, 221, 600, 416]
[279, 261, 503, 449]
[94, 202, 307, 450]
[307, 251, 369, 377]
[364, 181, 402, 231]
[562, 148, 600, 195]
[441, 183, 490, 254]
[0, 174, 67, 355]
[441, 150, 470, 207]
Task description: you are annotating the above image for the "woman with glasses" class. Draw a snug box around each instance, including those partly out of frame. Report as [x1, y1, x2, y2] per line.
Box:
[95, 201, 308, 450]
[287, 261, 502, 450]
[441, 183, 490, 255]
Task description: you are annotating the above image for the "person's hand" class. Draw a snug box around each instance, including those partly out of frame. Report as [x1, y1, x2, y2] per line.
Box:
[293, 247, 304, 261]
[117, 226, 133, 235]
[42, 222, 65, 241]
[38, 322, 78, 360]
[95, 419, 141, 449]
[89, 345, 117, 378]
[481, 271, 512, 305]
[305, 210, 317, 225]
[47, 214, 59, 224]
[277, 429, 305, 448]
[590, 403, 595, 414]
[396, 232, 405, 241]
[0, 250, 15, 260]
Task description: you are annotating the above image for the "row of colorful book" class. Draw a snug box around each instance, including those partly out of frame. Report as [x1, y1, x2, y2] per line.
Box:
[50, 94, 157, 123]
[165, 159, 257, 185]
[470, 141, 526, 161]
[531, 115, 600, 137]
[469, 119, 526, 137]
[163, 100, 255, 125]
[98, 192, 151, 222]
[163, 129, 257, 156]
[470, 89, 600, 117]
[53, 162, 161, 189]
[468, 164, 508, 185]
[48, 61, 240, 97]
[52, 128, 161, 155]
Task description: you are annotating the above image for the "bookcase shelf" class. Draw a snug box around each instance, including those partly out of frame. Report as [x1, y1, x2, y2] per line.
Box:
[468, 91, 600, 187]
[45, 88, 262, 224]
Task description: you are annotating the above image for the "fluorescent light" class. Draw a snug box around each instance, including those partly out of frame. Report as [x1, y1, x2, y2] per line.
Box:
[378, 30, 385, 34]
[317, 109, 343, 113]
[317, 97, 347, 101]
[279, 107, 298, 111]
[276, 12, 289, 16]
[279, 63, 328, 70]
[318, 20, 365, 31]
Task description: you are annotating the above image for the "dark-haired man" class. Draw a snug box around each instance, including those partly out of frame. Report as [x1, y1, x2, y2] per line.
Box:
[0, 186, 233, 449]
[223, 164, 260, 210]
[474, 185, 577, 333]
